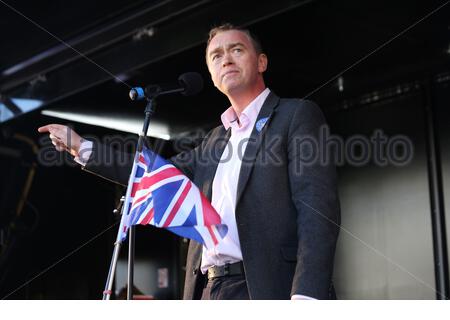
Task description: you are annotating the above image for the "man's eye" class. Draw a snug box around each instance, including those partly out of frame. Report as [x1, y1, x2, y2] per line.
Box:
[233, 48, 242, 53]
[212, 54, 220, 61]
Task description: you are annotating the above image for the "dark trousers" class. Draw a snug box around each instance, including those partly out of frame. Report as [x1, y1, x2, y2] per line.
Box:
[200, 274, 250, 300]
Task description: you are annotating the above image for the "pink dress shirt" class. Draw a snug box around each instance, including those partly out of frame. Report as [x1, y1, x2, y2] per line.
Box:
[200, 88, 271, 274]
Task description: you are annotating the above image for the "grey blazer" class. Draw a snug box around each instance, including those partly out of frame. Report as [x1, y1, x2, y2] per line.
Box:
[84, 92, 340, 299]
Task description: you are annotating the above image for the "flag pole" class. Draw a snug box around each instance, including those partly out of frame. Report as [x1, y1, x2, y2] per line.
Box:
[127, 226, 135, 299]
[102, 241, 121, 299]
[102, 97, 156, 300]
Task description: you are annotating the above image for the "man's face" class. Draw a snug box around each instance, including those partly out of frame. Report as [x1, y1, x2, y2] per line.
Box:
[206, 30, 267, 96]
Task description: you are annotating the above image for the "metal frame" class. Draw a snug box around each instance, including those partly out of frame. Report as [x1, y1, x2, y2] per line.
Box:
[0, 0, 313, 123]
[423, 77, 450, 299]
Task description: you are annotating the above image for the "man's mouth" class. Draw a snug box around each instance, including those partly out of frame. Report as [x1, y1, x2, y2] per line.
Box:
[222, 70, 239, 79]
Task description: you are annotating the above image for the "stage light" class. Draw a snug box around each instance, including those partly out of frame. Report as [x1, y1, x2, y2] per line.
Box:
[41, 109, 172, 140]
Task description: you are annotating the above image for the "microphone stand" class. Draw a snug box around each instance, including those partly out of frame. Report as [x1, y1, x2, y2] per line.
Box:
[102, 96, 157, 300]
[101, 72, 203, 300]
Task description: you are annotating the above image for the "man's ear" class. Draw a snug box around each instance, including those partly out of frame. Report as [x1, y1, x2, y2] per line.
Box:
[258, 53, 268, 73]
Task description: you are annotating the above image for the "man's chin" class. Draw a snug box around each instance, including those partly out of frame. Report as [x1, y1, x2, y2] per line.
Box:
[222, 82, 243, 95]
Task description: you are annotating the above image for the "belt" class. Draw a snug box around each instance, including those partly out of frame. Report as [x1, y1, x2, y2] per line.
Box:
[207, 262, 245, 280]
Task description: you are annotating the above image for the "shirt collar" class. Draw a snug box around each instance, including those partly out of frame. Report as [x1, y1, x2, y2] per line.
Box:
[220, 88, 271, 131]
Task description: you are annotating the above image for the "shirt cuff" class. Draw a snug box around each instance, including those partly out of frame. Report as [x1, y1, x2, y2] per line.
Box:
[291, 294, 317, 300]
[73, 139, 93, 166]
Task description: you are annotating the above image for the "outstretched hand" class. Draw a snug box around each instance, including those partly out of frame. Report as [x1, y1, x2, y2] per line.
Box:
[38, 124, 83, 157]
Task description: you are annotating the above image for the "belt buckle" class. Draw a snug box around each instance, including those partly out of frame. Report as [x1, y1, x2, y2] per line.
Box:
[208, 263, 231, 280]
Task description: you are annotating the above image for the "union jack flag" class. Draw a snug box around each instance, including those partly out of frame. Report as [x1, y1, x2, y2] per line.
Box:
[117, 146, 228, 249]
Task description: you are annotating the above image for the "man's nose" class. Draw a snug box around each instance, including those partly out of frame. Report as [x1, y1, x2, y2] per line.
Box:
[222, 52, 234, 67]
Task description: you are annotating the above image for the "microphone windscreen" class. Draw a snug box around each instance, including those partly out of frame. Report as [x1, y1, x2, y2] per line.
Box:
[178, 72, 204, 96]
[129, 87, 145, 101]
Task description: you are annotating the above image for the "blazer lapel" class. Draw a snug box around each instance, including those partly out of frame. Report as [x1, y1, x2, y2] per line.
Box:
[235, 92, 280, 206]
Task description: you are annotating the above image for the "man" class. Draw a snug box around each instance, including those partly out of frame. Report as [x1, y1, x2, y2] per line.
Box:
[38, 24, 340, 299]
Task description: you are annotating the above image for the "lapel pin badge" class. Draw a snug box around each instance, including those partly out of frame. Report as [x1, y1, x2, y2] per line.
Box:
[256, 117, 269, 132]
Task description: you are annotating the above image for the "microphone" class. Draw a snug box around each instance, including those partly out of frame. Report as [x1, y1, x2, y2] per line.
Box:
[129, 72, 203, 100]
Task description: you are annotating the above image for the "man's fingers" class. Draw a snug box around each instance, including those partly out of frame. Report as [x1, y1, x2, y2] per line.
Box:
[37, 125, 51, 133]
[45, 127, 70, 145]
[51, 140, 64, 151]
[38, 124, 59, 133]
[38, 124, 80, 155]
[50, 139, 65, 148]
[54, 144, 65, 152]
[49, 133, 62, 142]
[51, 140, 70, 153]
[38, 124, 67, 133]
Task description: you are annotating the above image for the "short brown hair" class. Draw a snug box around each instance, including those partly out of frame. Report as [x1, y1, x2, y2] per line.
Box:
[206, 23, 263, 57]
